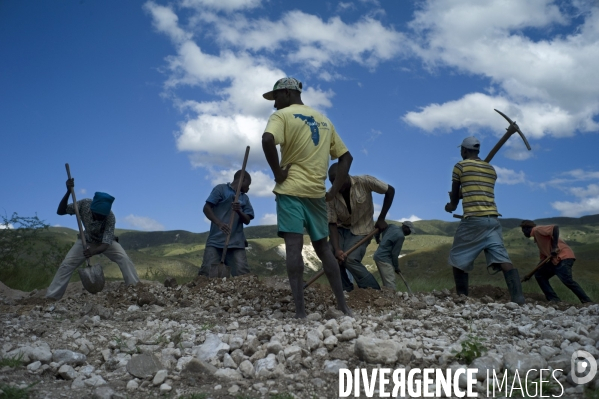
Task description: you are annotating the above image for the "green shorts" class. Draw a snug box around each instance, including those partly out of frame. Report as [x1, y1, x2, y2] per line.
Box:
[276, 194, 328, 242]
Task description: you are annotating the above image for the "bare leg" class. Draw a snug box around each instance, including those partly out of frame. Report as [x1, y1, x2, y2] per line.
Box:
[312, 237, 353, 316]
[282, 232, 308, 318]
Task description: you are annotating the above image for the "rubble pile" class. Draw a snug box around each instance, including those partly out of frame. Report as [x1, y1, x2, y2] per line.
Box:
[0, 275, 597, 398]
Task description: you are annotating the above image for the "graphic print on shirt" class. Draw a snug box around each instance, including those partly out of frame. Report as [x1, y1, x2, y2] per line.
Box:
[293, 114, 321, 145]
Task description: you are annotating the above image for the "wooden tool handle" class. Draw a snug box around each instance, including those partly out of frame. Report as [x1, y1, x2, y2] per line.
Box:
[303, 228, 379, 289]
[65, 163, 91, 266]
[522, 253, 555, 282]
[219, 146, 251, 264]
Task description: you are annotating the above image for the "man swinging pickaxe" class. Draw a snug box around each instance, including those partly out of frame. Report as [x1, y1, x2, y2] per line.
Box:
[451, 109, 531, 219]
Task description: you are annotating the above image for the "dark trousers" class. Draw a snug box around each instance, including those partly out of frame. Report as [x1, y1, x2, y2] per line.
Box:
[534, 259, 591, 303]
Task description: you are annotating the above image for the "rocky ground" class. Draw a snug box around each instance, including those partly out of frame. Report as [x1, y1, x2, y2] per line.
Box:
[0, 275, 598, 399]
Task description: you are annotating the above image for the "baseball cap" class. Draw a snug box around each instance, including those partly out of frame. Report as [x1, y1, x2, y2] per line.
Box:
[402, 221, 416, 234]
[459, 136, 480, 150]
[263, 77, 303, 100]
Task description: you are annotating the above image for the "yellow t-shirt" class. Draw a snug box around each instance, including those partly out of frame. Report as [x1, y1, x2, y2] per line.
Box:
[264, 104, 348, 198]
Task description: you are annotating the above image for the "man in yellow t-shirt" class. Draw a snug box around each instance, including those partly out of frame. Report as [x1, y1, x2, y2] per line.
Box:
[262, 77, 353, 319]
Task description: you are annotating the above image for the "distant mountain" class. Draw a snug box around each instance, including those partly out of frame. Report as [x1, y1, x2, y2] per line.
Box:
[36, 214, 598, 302]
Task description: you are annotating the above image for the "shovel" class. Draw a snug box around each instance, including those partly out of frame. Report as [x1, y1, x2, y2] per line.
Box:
[303, 228, 379, 289]
[66, 163, 106, 294]
[209, 146, 250, 279]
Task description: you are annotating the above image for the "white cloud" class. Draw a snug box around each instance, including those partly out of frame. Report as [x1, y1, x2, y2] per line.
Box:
[495, 166, 526, 185]
[259, 213, 277, 225]
[397, 215, 422, 222]
[123, 215, 165, 231]
[146, 4, 336, 169]
[551, 197, 599, 217]
[404, 0, 599, 139]
[569, 183, 599, 198]
[79, 188, 87, 195]
[0, 223, 14, 229]
[205, 10, 404, 70]
[181, 0, 261, 12]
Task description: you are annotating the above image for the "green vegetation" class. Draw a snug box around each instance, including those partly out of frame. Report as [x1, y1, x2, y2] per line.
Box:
[269, 394, 295, 399]
[0, 382, 38, 399]
[0, 213, 71, 291]
[0, 353, 24, 368]
[1, 214, 598, 305]
[177, 394, 207, 399]
[452, 325, 487, 364]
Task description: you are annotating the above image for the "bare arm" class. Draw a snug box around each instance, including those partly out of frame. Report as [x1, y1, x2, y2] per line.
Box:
[83, 243, 109, 258]
[328, 223, 345, 261]
[445, 180, 461, 213]
[375, 185, 394, 231]
[326, 151, 353, 201]
[203, 202, 231, 235]
[551, 225, 560, 255]
[57, 178, 74, 215]
[232, 202, 252, 225]
[262, 133, 289, 183]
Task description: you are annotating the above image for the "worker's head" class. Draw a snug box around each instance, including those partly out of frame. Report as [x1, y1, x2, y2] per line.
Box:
[263, 77, 303, 110]
[233, 170, 252, 193]
[520, 220, 536, 238]
[402, 221, 416, 236]
[459, 136, 480, 160]
[90, 192, 114, 221]
[328, 163, 350, 192]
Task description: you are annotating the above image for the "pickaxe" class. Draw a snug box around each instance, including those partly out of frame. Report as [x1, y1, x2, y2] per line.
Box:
[303, 228, 378, 289]
[451, 109, 531, 219]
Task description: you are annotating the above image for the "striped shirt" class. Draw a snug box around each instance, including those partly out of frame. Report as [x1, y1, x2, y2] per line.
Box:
[452, 159, 500, 217]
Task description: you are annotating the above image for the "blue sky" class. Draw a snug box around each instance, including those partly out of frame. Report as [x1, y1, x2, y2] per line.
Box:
[2, 0, 599, 233]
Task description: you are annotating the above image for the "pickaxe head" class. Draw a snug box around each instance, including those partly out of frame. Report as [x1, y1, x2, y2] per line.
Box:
[494, 109, 532, 151]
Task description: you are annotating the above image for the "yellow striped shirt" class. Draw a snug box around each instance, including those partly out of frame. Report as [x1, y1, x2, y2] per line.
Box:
[452, 159, 501, 217]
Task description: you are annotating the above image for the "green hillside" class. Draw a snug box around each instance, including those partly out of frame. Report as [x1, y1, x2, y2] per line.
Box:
[2, 215, 598, 302]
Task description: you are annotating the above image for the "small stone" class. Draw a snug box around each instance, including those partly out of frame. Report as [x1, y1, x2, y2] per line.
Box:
[126, 353, 164, 379]
[159, 383, 172, 393]
[92, 386, 115, 399]
[153, 369, 168, 386]
[126, 380, 139, 391]
[164, 277, 178, 287]
[27, 361, 41, 372]
[52, 350, 86, 366]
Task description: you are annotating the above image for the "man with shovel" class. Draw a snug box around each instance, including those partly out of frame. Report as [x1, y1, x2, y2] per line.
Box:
[198, 170, 254, 277]
[261, 77, 353, 318]
[520, 220, 592, 304]
[46, 178, 139, 300]
[327, 163, 395, 291]
[445, 136, 525, 305]
[373, 221, 415, 291]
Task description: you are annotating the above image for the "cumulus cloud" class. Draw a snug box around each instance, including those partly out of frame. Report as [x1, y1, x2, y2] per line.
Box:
[495, 166, 526, 185]
[181, 0, 261, 12]
[404, 0, 599, 140]
[259, 213, 277, 225]
[0, 223, 14, 229]
[204, 10, 404, 70]
[123, 215, 165, 231]
[547, 170, 599, 217]
[397, 215, 422, 222]
[551, 197, 599, 217]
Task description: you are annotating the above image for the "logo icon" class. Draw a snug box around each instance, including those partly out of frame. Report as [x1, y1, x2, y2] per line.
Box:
[571, 350, 597, 385]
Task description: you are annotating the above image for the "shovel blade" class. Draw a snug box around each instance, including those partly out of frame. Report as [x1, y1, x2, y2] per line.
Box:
[78, 263, 106, 294]
[209, 262, 230, 279]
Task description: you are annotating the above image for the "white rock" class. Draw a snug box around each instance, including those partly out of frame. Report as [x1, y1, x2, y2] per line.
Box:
[126, 380, 139, 391]
[159, 383, 172, 392]
[153, 369, 168, 386]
